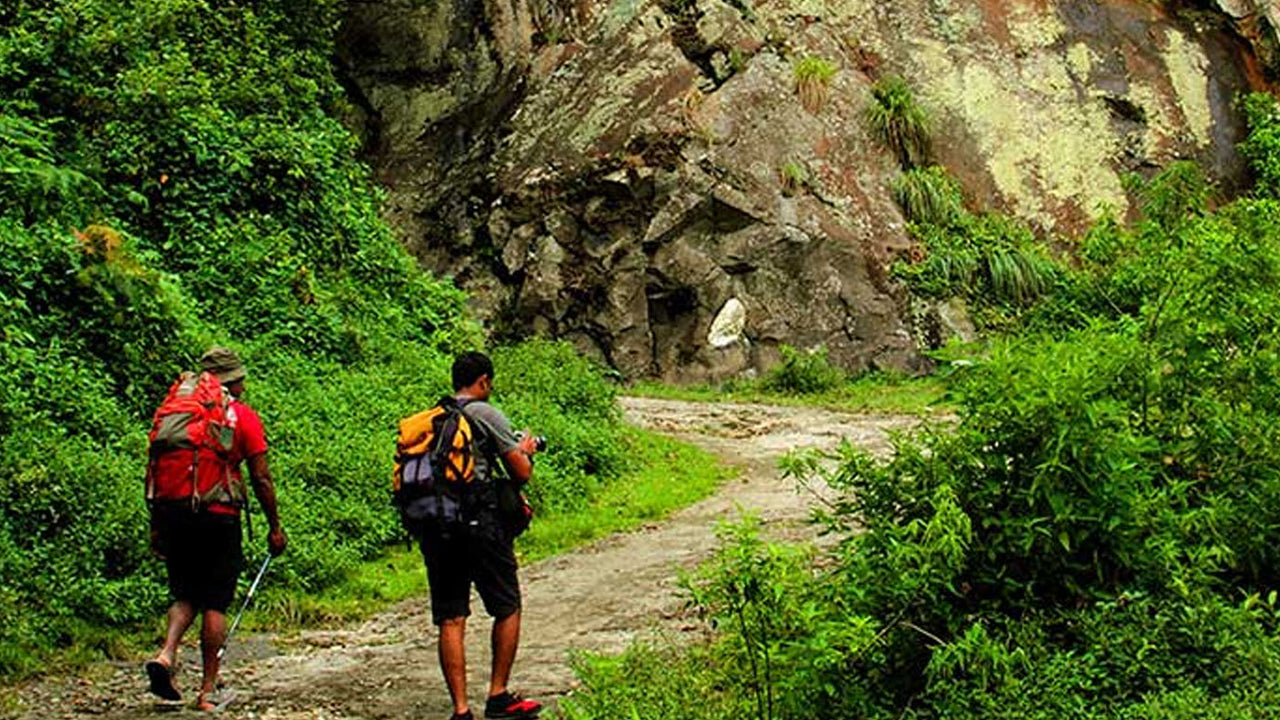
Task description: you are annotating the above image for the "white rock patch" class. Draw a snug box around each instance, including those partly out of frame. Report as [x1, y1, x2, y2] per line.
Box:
[707, 298, 747, 348]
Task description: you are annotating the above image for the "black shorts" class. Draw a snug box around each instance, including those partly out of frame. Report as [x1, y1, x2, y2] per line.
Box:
[419, 523, 521, 625]
[152, 504, 243, 613]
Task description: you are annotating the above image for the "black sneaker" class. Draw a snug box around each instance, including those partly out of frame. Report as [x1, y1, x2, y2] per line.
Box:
[484, 691, 541, 719]
[450, 712, 474, 720]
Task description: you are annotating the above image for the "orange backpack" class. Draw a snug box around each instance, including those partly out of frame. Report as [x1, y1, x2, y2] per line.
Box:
[145, 371, 246, 510]
[393, 397, 476, 532]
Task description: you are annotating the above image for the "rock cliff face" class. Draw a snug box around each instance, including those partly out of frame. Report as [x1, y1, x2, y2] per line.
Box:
[338, 0, 1272, 382]
[1212, 0, 1280, 74]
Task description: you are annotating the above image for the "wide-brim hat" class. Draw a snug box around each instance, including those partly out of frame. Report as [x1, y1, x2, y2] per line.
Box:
[200, 346, 246, 384]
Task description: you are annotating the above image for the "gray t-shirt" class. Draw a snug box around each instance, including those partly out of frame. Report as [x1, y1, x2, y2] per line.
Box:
[457, 399, 519, 485]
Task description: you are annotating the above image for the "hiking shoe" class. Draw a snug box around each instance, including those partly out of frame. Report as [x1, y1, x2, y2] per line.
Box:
[484, 691, 541, 719]
[449, 712, 474, 720]
[144, 660, 181, 702]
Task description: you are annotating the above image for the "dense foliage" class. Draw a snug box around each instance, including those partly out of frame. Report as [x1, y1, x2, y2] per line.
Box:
[564, 95, 1280, 719]
[0, 0, 628, 677]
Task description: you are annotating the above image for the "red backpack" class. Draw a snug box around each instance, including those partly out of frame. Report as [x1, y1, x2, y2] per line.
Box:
[145, 371, 246, 510]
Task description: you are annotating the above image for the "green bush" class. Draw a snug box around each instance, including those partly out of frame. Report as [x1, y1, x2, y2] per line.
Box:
[794, 178, 1280, 716]
[491, 341, 625, 515]
[564, 518, 887, 720]
[1239, 92, 1280, 197]
[897, 210, 1060, 309]
[0, 113, 101, 222]
[762, 345, 844, 395]
[1130, 160, 1213, 230]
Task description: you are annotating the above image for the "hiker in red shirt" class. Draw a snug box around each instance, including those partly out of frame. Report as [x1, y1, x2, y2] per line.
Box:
[144, 347, 287, 710]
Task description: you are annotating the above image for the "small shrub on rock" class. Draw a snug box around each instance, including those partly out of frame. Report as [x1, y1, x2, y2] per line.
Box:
[778, 161, 809, 196]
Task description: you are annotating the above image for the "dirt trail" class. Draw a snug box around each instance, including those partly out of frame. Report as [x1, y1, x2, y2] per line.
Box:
[9, 399, 921, 720]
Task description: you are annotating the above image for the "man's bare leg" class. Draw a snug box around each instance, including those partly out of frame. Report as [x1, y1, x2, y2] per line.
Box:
[439, 617, 469, 715]
[488, 610, 521, 698]
[196, 610, 227, 706]
[155, 601, 196, 667]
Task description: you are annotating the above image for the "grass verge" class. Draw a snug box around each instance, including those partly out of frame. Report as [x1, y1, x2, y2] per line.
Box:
[626, 373, 954, 415]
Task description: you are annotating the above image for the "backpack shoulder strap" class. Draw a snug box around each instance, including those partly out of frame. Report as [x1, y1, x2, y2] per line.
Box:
[456, 402, 511, 484]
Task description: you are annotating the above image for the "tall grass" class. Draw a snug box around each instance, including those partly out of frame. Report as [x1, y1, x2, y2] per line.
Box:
[867, 76, 931, 168]
[793, 56, 838, 113]
[897, 209, 1060, 308]
[892, 165, 963, 226]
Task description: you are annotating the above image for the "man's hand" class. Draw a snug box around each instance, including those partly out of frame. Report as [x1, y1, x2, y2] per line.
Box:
[247, 453, 285, 556]
[504, 430, 538, 483]
[267, 526, 288, 557]
[517, 430, 539, 456]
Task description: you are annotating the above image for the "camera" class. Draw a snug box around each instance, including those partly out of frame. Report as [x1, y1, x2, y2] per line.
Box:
[516, 432, 548, 452]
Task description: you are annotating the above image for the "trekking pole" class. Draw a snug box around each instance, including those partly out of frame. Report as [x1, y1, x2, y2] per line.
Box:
[218, 555, 272, 661]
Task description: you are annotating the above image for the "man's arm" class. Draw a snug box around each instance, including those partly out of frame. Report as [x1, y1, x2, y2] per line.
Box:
[501, 435, 539, 483]
[469, 401, 538, 483]
[247, 453, 287, 556]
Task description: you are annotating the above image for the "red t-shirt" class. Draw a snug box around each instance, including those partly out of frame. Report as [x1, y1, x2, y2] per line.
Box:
[207, 399, 268, 515]
[229, 400, 268, 474]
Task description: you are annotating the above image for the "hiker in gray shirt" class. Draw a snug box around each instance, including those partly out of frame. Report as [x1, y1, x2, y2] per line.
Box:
[420, 351, 543, 720]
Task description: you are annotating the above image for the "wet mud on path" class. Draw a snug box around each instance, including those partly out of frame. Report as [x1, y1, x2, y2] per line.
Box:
[9, 399, 923, 720]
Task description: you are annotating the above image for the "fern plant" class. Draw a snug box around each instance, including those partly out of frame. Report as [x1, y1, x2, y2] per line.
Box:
[867, 76, 931, 168]
[0, 113, 100, 221]
[794, 56, 838, 114]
